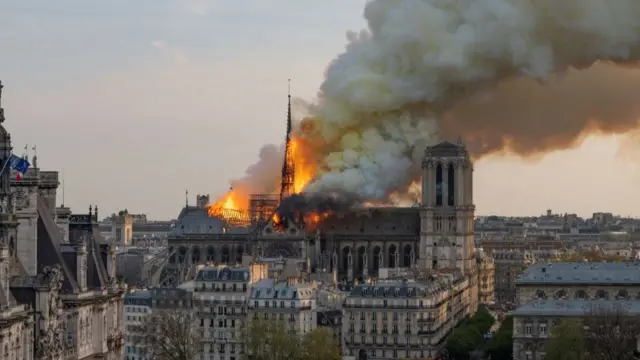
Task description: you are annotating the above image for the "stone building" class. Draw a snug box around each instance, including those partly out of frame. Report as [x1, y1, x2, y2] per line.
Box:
[193, 264, 262, 360]
[342, 272, 470, 360]
[512, 262, 640, 359]
[0, 80, 125, 359]
[248, 277, 317, 335]
[476, 248, 495, 304]
[512, 300, 640, 360]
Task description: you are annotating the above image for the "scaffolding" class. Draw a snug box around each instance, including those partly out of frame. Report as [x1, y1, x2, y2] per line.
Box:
[249, 194, 279, 223]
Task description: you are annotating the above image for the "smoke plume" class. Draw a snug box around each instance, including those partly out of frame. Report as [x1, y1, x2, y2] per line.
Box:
[228, 144, 284, 201]
[299, 0, 640, 201]
[276, 190, 363, 219]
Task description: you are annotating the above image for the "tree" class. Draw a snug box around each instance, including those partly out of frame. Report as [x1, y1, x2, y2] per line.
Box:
[544, 319, 585, 360]
[133, 308, 202, 360]
[484, 315, 513, 360]
[243, 318, 340, 360]
[300, 328, 341, 360]
[583, 307, 640, 360]
[243, 318, 301, 360]
[446, 308, 495, 360]
[544, 308, 640, 360]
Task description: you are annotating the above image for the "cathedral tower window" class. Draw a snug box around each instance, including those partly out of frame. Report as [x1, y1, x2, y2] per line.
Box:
[447, 164, 455, 206]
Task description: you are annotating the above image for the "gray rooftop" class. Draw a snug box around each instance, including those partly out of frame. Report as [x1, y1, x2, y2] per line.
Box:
[348, 277, 459, 298]
[195, 266, 250, 282]
[517, 262, 640, 285]
[250, 279, 314, 300]
[514, 300, 640, 317]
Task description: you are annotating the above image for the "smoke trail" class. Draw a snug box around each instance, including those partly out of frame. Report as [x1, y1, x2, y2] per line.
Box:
[300, 0, 640, 201]
[228, 144, 283, 203]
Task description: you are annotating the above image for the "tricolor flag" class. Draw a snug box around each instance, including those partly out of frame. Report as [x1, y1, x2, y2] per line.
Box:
[8, 154, 30, 181]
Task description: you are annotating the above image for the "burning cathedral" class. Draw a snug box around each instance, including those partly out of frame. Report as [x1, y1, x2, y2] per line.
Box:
[159, 91, 478, 301]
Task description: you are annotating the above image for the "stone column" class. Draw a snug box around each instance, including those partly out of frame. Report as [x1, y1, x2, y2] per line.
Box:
[347, 249, 353, 281]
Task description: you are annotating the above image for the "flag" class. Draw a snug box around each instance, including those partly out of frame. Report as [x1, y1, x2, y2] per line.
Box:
[8, 154, 30, 181]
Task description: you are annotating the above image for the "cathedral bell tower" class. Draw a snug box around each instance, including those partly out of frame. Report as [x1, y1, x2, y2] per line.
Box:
[419, 140, 475, 275]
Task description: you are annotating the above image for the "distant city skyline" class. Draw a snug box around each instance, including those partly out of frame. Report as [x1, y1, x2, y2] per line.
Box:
[1, 0, 639, 220]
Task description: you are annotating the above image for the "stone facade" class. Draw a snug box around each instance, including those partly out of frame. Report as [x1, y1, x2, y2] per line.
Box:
[0, 80, 125, 359]
[476, 248, 495, 305]
[512, 262, 640, 359]
[342, 272, 471, 360]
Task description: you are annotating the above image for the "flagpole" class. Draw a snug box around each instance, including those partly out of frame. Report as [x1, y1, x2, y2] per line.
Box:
[0, 152, 12, 177]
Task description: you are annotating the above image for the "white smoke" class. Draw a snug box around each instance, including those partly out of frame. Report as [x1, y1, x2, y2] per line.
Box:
[305, 0, 640, 199]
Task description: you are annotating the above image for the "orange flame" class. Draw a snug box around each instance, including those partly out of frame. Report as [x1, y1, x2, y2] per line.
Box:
[207, 190, 245, 217]
[290, 137, 315, 193]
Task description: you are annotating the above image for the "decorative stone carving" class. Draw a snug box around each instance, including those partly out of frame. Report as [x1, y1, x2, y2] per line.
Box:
[347, 249, 353, 268]
[362, 251, 368, 269]
[378, 250, 383, 267]
[11, 188, 26, 210]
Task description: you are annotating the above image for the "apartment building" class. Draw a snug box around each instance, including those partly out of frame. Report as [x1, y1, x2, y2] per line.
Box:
[342, 272, 470, 360]
[247, 277, 317, 335]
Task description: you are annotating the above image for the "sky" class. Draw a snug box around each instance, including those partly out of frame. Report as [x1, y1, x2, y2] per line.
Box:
[1, 0, 639, 220]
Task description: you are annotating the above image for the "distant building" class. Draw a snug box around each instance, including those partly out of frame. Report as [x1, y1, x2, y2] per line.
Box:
[512, 262, 640, 359]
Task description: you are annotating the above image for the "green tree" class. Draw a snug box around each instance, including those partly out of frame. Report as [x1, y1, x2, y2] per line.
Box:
[243, 318, 301, 360]
[544, 319, 585, 360]
[484, 315, 513, 360]
[133, 308, 202, 360]
[300, 328, 341, 360]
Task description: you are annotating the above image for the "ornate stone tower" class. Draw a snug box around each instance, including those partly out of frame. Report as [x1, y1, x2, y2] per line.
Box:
[0, 81, 19, 275]
[420, 140, 475, 275]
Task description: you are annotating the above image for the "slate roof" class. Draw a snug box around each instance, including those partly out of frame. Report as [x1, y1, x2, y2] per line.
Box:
[514, 300, 640, 317]
[249, 279, 315, 300]
[517, 262, 640, 285]
[348, 278, 456, 298]
[317, 310, 342, 326]
[195, 266, 250, 282]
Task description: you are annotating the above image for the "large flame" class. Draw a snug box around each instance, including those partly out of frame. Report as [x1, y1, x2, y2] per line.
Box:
[208, 135, 318, 222]
[207, 190, 246, 217]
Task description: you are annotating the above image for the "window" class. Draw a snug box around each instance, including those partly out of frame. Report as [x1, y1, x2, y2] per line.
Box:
[524, 322, 533, 335]
[539, 323, 547, 336]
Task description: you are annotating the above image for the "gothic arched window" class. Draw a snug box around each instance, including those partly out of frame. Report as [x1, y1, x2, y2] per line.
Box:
[447, 164, 455, 206]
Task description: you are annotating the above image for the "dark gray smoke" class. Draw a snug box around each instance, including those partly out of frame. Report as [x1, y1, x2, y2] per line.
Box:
[276, 190, 362, 219]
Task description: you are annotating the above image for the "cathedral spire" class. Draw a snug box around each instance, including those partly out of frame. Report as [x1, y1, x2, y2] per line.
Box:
[279, 79, 295, 202]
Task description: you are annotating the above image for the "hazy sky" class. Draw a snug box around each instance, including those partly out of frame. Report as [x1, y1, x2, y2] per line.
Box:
[1, 0, 639, 220]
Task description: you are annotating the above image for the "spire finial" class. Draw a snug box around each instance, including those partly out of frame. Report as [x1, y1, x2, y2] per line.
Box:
[0, 80, 4, 123]
[185, 189, 189, 207]
[456, 136, 464, 147]
[31, 145, 37, 168]
[89, 205, 93, 216]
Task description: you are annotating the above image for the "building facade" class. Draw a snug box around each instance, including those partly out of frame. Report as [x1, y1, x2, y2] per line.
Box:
[512, 262, 640, 360]
[342, 273, 470, 360]
[476, 249, 495, 305]
[0, 80, 125, 359]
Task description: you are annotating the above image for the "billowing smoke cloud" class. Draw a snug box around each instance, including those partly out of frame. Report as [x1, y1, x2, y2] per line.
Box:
[300, 0, 640, 202]
[228, 144, 283, 201]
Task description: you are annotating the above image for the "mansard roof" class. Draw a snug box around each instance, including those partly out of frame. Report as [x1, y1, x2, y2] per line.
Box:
[195, 266, 249, 282]
[173, 206, 251, 235]
[36, 194, 79, 293]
